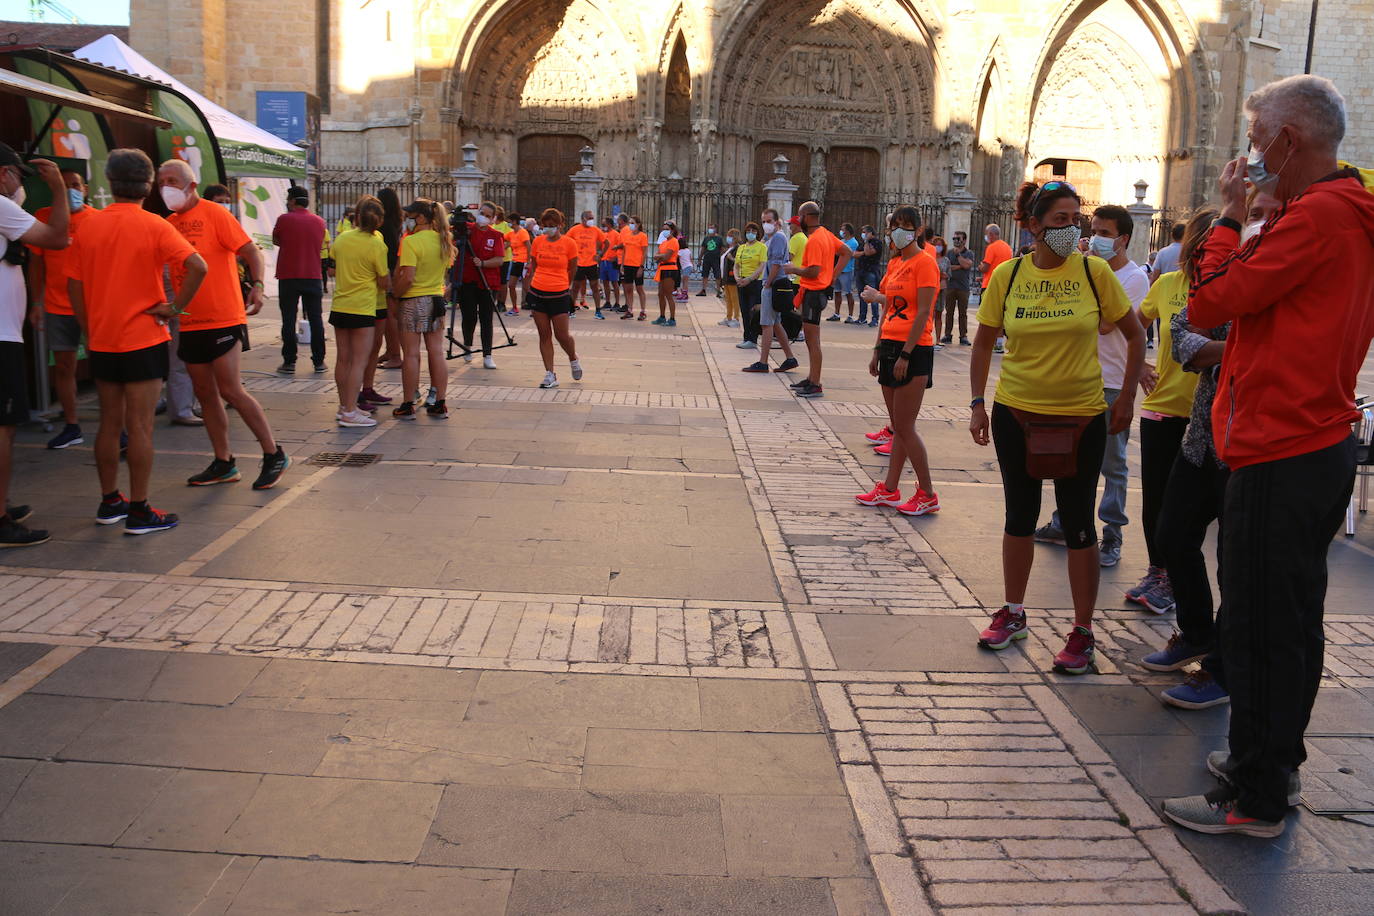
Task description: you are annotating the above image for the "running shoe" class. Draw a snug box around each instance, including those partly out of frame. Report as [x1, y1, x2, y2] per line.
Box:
[776, 357, 799, 372]
[1126, 566, 1164, 603]
[313, 362, 327, 374]
[1161, 670, 1229, 709]
[124, 504, 178, 536]
[483, 356, 497, 369]
[1053, 626, 1096, 674]
[865, 426, 894, 443]
[1140, 632, 1208, 672]
[638, 312, 647, 321]
[1206, 751, 1302, 807]
[338, 409, 378, 428]
[934, 343, 945, 351]
[978, 606, 1028, 650]
[869, 319, 878, 327]
[1033, 522, 1066, 546]
[696, 290, 707, 297]
[0, 515, 49, 548]
[665, 319, 677, 327]
[571, 360, 584, 381]
[796, 383, 824, 399]
[594, 310, 606, 319]
[993, 341, 1005, 354]
[5, 504, 30, 523]
[742, 362, 770, 373]
[826, 313, 841, 322]
[621, 311, 633, 320]
[736, 340, 758, 349]
[276, 362, 295, 375]
[940, 334, 952, 344]
[1099, 534, 1122, 568]
[845, 317, 859, 324]
[652, 316, 666, 325]
[393, 401, 417, 420]
[360, 387, 391, 405]
[96, 493, 129, 525]
[788, 377, 811, 389]
[1161, 787, 1283, 838]
[253, 449, 291, 490]
[426, 400, 449, 420]
[46, 424, 83, 450]
[540, 372, 558, 389]
[855, 482, 902, 507]
[424, 386, 437, 407]
[1141, 575, 1177, 615]
[960, 337, 971, 346]
[187, 458, 241, 487]
[355, 398, 377, 413]
[873, 442, 892, 457]
[506, 309, 518, 316]
[463, 350, 474, 363]
[896, 489, 940, 516]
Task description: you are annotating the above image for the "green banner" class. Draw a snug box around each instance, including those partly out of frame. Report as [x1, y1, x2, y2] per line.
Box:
[11, 57, 115, 209]
[153, 90, 223, 188]
[221, 140, 306, 179]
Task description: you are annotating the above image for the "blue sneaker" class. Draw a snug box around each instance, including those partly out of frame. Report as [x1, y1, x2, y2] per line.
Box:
[594, 310, 606, 320]
[46, 424, 83, 449]
[96, 493, 130, 525]
[665, 319, 677, 327]
[1161, 670, 1229, 709]
[651, 316, 666, 325]
[124, 504, 178, 536]
[1140, 632, 1208, 672]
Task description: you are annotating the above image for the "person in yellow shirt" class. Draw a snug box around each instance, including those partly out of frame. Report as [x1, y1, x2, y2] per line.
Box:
[328, 196, 389, 428]
[391, 199, 455, 420]
[732, 222, 768, 345]
[968, 179, 1145, 675]
[491, 205, 512, 306]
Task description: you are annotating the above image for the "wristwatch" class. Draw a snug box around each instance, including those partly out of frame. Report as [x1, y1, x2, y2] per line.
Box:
[899, 350, 913, 360]
[970, 396, 986, 408]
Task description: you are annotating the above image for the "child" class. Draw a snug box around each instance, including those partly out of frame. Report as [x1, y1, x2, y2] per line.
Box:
[676, 236, 693, 300]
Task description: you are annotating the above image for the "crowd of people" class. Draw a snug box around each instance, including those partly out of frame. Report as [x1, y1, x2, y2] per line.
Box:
[1, 71, 1371, 846]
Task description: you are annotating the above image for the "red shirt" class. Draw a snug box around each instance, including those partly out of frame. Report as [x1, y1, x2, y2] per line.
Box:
[459, 224, 504, 288]
[272, 208, 326, 280]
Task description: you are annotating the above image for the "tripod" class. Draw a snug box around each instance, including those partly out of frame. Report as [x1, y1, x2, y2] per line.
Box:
[446, 232, 518, 361]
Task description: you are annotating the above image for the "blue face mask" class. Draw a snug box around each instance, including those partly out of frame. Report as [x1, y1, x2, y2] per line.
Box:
[1088, 235, 1118, 259]
[67, 188, 85, 211]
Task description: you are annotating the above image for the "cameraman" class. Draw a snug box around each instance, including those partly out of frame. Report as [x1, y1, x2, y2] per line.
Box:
[453, 201, 505, 369]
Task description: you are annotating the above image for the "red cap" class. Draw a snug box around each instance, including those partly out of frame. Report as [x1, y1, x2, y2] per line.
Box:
[788, 215, 801, 226]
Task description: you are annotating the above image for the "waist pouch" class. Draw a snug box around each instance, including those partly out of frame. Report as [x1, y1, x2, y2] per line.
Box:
[430, 295, 447, 319]
[1007, 407, 1096, 480]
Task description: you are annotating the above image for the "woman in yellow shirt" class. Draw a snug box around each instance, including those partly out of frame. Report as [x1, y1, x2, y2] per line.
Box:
[328, 196, 389, 428]
[732, 222, 767, 343]
[968, 180, 1145, 675]
[392, 198, 455, 420]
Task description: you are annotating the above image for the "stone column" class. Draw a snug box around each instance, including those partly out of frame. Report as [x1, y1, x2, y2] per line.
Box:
[451, 142, 488, 210]
[944, 166, 975, 243]
[1127, 179, 1155, 266]
[570, 146, 603, 218]
[763, 155, 798, 220]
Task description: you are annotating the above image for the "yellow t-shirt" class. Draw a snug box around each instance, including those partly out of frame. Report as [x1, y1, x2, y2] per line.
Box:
[976, 252, 1132, 416]
[788, 231, 806, 273]
[398, 229, 447, 297]
[493, 220, 512, 262]
[1138, 270, 1198, 417]
[733, 240, 767, 280]
[329, 229, 389, 316]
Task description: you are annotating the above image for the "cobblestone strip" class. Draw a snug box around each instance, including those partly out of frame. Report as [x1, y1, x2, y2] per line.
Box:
[0, 571, 801, 677]
[822, 680, 1243, 915]
[242, 377, 719, 410]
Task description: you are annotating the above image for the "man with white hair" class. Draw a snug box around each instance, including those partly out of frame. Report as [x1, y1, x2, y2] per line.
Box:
[1161, 75, 1374, 837]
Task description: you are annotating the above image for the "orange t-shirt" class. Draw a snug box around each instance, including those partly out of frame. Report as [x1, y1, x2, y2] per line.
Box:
[620, 230, 648, 268]
[566, 224, 605, 268]
[879, 250, 940, 346]
[29, 205, 93, 316]
[168, 198, 252, 332]
[529, 233, 579, 293]
[68, 202, 195, 353]
[655, 237, 680, 280]
[981, 238, 1014, 289]
[602, 227, 620, 262]
[505, 227, 531, 263]
[799, 226, 847, 291]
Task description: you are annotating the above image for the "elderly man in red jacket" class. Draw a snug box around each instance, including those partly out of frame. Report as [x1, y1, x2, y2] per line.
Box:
[1162, 74, 1374, 837]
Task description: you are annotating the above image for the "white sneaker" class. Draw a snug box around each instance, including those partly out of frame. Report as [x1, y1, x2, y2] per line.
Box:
[735, 340, 757, 349]
[483, 355, 496, 369]
[424, 386, 437, 407]
[338, 409, 378, 428]
[463, 351, 473, 363]
[570, 359, 584, 381]
[540, 371, 558, 389]
[717, 319, 731, 327]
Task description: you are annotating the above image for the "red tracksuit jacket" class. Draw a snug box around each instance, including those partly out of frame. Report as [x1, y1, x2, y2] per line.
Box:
[1189, 169, 1374, 469]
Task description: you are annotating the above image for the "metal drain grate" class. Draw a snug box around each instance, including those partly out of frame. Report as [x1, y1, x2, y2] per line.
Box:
[309, 452, 383, 468]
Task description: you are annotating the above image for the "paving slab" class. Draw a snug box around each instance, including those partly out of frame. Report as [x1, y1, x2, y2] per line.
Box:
[0, 694, 114, 758]
[698, 678, 823, 732]
[119, 769, 264, 851]
[0, 641, 53, 683]
[818, 615, 1011, 672]
[721, 794, 871, 878]
[0, 760, 175, 845]
[464, 670, 701, 729]
[33, 648, 267, 706]
[504, 871, 839, 916]
[224, 858, 512, 915]
[0, 756, 34, 809]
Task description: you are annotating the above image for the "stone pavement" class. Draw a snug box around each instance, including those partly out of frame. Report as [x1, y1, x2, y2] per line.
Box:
[1, 295, 1372, 914]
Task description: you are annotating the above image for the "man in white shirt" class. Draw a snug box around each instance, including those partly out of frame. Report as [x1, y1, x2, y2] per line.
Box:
[0, 144, 72, 547]
[1035, 204, 1151, 567]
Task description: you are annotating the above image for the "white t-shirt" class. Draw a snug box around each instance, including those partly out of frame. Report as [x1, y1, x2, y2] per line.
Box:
[1098, 259, 1149, 390]
[678, 247, 693, 271]
[0, 195, 37, 344]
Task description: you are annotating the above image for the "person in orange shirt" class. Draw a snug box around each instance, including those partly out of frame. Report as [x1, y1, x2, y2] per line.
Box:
[614, 213, 649, 320]
[158, 159, 289, 491]
[526, 207, 583, 388]
[565, 209, 607, 318]
[67, 149, 207, 536]
[855, 206, 941, 517]
[27, 168, 93, 450]
[652, 220, 682, 326]
[503, 214, 530, 316]
[980, 224, 1014, 353]
[599, 216, 621, 312]
[783, 200, 852, 397]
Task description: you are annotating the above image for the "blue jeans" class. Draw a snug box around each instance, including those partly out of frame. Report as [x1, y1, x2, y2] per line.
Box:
[855, 266, 881, 321]
[1051, 387, 1129, 544]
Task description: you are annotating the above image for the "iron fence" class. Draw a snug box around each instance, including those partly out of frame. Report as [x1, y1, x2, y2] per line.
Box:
[971, 196, 1019, 250]
[483, 171, 575, 223]
[314, 167, 456, 229]
[593, 178, 760, 248]
[1150, 208, 1183, 252]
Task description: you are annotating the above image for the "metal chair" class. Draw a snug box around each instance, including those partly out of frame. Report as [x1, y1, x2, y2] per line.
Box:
[1347, 395, 1373, 536]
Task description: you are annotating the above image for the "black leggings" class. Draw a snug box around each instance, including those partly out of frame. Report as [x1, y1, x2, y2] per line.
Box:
[1139, 415, 1190, 567]
[992, 402, 1107, 550]
[459, 283, 497, 355]
[738, 280, 762, 342]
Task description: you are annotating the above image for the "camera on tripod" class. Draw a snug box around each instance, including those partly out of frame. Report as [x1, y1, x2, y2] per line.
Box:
[450, 206, 474, 242]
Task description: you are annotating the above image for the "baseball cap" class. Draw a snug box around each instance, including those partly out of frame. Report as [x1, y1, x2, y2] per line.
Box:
[0, 142, 34, 176]
[788, 214, 801, 227]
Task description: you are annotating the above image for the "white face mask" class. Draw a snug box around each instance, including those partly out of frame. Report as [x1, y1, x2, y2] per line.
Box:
[934, 245, 944, 255]
[658, 230, 671, 243]
[585, 218, 596, 227]
[159, 185, 190, 211]
[708, 228, 717, 235]
[762, 221, 776, 235]
[1240, 220, 1265, 244]
[890, 227, 916, 251]
[630, 222, 638, 231]
[404, 218, 417, 234]
[475, 213, 490, 226]
[984, 235, 992, 245]
[542, 226, 558, 237]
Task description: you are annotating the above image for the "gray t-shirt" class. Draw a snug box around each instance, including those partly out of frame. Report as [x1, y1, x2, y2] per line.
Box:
[946, 245, 975, 291]
[1152, 241, 1181, 278]
[764, 231, 791, 280]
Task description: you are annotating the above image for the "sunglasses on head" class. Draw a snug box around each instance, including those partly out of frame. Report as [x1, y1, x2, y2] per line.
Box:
[1026, 181, 1077, 218]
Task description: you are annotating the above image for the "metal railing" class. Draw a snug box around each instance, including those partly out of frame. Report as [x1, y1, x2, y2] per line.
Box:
[313, 167, 455, 229]
[593, 178, 760, 247]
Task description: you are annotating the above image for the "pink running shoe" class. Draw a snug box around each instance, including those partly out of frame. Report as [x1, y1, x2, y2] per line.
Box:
[855, 482, 902, 507]
[865, 425, 893, 443]
[896, 489, 939, 516]
[978, 606, 1027, 650]
[873, 441, 892, 456]
[1053, 626, 1096, 675]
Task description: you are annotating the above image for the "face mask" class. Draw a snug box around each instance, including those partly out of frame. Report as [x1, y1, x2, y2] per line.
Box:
[5, 173, 25, 206]
[1240, 220, 1265, 244]
[726, 235, 734, 244]
[889, 227, 916, 251]
[658, 230, 671, 243]
[1088, 235, 1118, 259]
[217, 201, 232, 212]
[984, 235, 991, 245]
[159, 185, 189, 211]
[762, 221, 775, 235]
[1042, 224, 1082, 258]
[935, 245, 944, 255]
[404, 218, 416, 233]
[745, 231, 757, 242]
[542, 226, 558, 237]
[1247, 133, 1290, 195]
[861, 232, 869, 240]
[476, 213, 490, 226]
[585, 218, 596, 227]
[67, 189, 84, 211]
[708, 228, 717, 235]
[630, 222, 638, 231]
